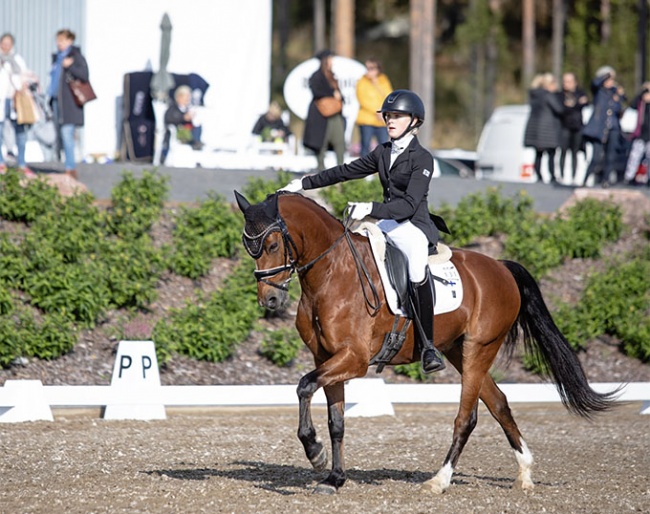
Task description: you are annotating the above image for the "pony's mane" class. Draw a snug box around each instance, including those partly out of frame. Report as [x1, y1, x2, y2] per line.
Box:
[278, 192, 344, 229]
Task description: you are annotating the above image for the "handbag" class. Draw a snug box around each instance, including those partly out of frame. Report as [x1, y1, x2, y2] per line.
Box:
[67, 74, 97, 107]
[315, 96, 343, 117]
[14, 90, 38, 125]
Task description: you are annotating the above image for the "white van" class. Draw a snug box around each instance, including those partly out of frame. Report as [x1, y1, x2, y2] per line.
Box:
[476, 104, 636, 185]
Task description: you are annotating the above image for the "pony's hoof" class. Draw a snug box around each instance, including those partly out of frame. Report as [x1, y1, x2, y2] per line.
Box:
[515, 478, 535, 492]
[422, 478, 446, 495]
[310, 446, 328, 472]
[313, 483, 337, 495]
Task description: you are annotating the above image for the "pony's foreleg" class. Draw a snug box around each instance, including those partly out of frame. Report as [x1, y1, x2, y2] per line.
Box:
[297, 369, 328, 472]
[479, 377, 534, 491]
[313, 382, 346, 495]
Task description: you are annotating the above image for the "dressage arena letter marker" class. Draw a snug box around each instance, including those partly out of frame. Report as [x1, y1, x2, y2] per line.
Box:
[103, 340, 166, 420]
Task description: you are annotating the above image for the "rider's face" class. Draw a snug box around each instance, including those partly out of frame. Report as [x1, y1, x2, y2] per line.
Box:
[384, 112, 413, 139]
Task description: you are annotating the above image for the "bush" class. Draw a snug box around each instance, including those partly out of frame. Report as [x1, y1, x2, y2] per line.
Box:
[106, 170, 169, 239]
[0, 308, 76, 367]
[242, 170, 295, 204]
[259, 327, 303, 366]
[441, 188, 536, 247]
[169, 194, 243, 279]
[0, 169, 61, 223]
[153, 259, 263, 364]
[319, 176, 384, 218]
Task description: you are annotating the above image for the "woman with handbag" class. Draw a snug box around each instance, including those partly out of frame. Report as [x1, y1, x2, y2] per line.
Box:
[303, 50, 346, 170]
[0, 32, 34, 175]
[48, 29, 90, 179]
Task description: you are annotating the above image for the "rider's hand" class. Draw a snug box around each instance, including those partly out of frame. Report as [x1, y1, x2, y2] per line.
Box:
[278, 178, 304, 193]
[348, 202, 373, 220]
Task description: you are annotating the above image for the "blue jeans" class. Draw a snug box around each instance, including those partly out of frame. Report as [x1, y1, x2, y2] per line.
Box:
[1, 98, 28, 167]
[359, 124, 388, 157]
[51, 99, 77, 170]
[585, 130, 620, 186]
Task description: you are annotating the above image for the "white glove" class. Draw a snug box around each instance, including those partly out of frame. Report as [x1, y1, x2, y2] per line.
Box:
[278, 178, 304, 193]
[348, 202, 373, 220]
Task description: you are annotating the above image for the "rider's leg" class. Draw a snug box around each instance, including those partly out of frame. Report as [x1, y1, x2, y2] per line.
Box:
[412, 272, 445, 373]
[380, 220, 445, 374]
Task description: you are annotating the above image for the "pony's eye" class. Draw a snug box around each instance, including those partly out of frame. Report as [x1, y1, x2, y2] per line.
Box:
[268, 241, 279, 253]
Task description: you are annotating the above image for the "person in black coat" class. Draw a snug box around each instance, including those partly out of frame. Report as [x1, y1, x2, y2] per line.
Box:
[303, 50, 346, 170]
[523, 73, 564, 184]
[280, 90, 445, 375]
[252, 101, 291, 142]
[559, 72, 589, 184]
[48, 29, 89, 178]
[582, 65, 626, 187]
[624, 83, 650, 184]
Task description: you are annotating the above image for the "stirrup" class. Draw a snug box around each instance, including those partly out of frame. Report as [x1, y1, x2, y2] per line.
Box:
[421, 348, 446, 374]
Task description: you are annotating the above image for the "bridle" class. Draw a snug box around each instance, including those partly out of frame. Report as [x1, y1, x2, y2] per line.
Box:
[245, 215, 345, 292]
[244, 209, 381, 315]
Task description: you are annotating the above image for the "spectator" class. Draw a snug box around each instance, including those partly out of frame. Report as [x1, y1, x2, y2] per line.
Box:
[559, 72, 589, 185]
[355, 58, 392, 157]
[523, 73, 564, 184]
[252, 101, 291, 142]
[623, 82, 650, 185]
[303, 49, 345, 170]
[161, 85, 203, 164]
[48, 29, 89, 180]
[0, 32, 33, 175]
[582, 65, 626, 187]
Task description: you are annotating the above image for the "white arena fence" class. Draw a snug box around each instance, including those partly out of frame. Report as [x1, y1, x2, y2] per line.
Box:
[0, 341, 648, 422]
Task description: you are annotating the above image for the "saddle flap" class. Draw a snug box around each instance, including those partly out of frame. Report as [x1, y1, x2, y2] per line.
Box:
[384, 241, 412, 317]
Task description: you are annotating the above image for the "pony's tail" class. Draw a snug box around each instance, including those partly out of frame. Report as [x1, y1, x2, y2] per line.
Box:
[502, 260, 620, 418]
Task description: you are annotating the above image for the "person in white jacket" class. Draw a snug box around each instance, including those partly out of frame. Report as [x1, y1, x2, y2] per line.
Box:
[0, 32, 33, 173]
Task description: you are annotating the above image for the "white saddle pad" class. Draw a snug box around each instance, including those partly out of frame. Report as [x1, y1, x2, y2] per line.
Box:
[352, 220, 463, 316]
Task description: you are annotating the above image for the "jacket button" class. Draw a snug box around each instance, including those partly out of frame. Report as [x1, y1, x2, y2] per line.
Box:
[607, 109, 613, 116]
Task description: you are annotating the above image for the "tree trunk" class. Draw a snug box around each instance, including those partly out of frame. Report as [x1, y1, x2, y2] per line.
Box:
[485, 0, 501, 123]
[522, 0, 535, 89]
[332, 0, 355, 58]
[552, 0, 565, 82]
[410, 0, 436, 148]
[600, 0, 611, 43]
[314, 0, 326, 52]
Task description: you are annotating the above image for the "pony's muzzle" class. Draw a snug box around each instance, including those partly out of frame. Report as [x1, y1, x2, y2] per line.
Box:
[260, 289, 289, 311]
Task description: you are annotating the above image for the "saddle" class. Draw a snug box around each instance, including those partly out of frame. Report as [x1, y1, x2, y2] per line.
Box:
[352, 221, 460, 317]
[352, 221, 462, 372]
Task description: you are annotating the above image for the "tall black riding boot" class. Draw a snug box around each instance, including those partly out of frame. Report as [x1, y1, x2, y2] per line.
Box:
[412, 274, 446, 373]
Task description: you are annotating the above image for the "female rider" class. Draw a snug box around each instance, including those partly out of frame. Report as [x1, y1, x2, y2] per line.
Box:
[280, 89, 445, 374]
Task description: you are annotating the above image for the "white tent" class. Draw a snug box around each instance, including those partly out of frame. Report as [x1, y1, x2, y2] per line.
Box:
[84, 0, 272, 158]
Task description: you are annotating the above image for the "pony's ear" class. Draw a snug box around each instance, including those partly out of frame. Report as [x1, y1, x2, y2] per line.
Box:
[234, 190, 250, 213]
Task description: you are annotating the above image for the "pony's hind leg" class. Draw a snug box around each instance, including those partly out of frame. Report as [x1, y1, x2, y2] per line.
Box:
[480, 376, 534, 490]
[423, 346, 482, 494]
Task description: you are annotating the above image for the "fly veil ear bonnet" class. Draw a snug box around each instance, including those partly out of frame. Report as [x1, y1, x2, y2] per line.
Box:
[236, 191, 282, 259]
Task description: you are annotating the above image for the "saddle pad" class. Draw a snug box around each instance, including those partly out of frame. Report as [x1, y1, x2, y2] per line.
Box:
[352, 221, 463, 316]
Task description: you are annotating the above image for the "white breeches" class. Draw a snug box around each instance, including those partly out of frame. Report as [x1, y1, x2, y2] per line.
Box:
[377, 219, 429, 283]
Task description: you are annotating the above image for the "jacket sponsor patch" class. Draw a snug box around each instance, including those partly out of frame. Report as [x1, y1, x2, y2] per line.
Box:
[423, 168, 431, 177]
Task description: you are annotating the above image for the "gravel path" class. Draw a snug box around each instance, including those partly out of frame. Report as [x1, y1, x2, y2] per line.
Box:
[0, 403, 647, 513]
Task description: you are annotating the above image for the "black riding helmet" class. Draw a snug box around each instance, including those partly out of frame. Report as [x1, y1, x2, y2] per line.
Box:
[378, 89, 425, 140]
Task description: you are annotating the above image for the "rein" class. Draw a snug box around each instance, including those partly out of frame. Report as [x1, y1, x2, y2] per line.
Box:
[252, 209, 382, 316]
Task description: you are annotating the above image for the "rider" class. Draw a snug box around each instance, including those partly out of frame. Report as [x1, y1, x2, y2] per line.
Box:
[279, 89, 445, 374]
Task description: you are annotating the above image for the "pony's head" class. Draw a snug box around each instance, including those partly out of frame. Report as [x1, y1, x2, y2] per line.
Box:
[235, 191, 295, 311]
